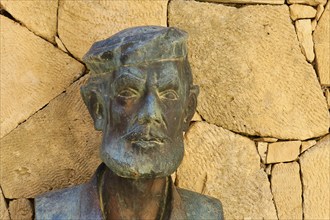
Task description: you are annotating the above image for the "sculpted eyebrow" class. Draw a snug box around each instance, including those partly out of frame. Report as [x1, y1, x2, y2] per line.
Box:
[158, 76, 179, 90]
[112, 71, 145, 87]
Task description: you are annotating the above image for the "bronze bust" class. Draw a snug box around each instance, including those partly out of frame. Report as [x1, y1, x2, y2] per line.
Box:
[35, 26, 223, 220]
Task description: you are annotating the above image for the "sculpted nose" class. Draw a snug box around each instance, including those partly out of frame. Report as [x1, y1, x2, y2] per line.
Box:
[138, 93, 162, 124]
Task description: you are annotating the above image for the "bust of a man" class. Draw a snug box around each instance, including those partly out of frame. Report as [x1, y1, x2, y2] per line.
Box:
[35, 26, 223, 220]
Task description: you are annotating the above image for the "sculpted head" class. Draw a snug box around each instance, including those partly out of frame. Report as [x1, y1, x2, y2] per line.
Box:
[81, 26, 199, 179]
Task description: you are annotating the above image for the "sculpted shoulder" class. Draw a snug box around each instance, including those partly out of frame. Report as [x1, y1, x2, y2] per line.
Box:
[35, 180, 102, 220]
[177, 188, 224, 220]
[35, 185, 83, 220]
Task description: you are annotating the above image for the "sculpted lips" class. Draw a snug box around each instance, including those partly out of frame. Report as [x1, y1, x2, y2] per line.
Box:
[124, 128, 167, 149]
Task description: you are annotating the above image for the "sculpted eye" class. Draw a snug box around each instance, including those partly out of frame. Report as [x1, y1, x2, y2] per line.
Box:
[159, 90, 178, 100]
[117, 88, 139, 99]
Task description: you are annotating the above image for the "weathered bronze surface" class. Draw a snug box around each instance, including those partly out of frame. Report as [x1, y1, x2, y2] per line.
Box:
[35, 26, 224, 220]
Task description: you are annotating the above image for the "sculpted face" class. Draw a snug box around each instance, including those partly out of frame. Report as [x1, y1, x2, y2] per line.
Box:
[100, 60, 195, 178]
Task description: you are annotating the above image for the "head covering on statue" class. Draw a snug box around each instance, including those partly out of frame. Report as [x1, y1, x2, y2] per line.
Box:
[35, 26, 223, 220]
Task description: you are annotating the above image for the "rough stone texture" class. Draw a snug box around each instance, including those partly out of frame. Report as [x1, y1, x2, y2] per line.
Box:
[300, 135, 330, 219]
[0, 16, 85, 139]
[287, 0, 327, 6]
[8, 199, 33, 220]
[198, 0, 284, 4]
[191, 112, 202, 122]
[311, 18, 318, 31]
[254, 137, 278, 142]
[271, 162, 302, 220]
[301, 139, 317, 153]
[257, 142, 268, 163]
[58, 0, 168, 60]
[0, 75, 101, 199]
[326, 89, 330, 109]
[295, 19, 315, 62]
[0, 187, 10, 220]
[177, 122, 277, 219]
[265, 164, 272, 175]
[55, 36, 68, 53]
[289, 4, 317, 20]
[266, 141, 301, 163]
[0, 0, 58, 42]
[169, 0, 330, 140]
[314, 3, 330, 86]
[316, 4, 325, 20]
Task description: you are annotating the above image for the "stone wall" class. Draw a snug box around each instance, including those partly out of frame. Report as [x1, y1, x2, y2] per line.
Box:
[0, 0, 329, 219]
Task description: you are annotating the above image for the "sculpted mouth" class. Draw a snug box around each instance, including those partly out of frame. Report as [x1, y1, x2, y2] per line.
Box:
[130, 136, 164, 149]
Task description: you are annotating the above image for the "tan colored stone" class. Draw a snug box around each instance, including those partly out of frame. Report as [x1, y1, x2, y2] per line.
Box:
[287, 0, 327, 6]
[178, 122, 277, 219]
[266, 141, 301, 163]
[169, 0, 329, 140]
[295, 19, 315, 62]
[191, 112, 202, 122]
[271, 162, 302, 219]
[311, 18, 318, 31]
[8, 199, 33, 220]
[0, 16, 85, 139]
[58, 0, 167, 60]
[0, 75, 101, 198]
[0, 0, 58, 42]
[316, 4, 325, 20]
[301, 139, 317, 153]
[314, 3, 330, 86]
[326, 89, 330, 109]
[290, 4, 317, 20]
[265, 164, 272, 175]
[198, 0, 284, 4]
[254, 137, 278, 142]
[257, 142, 268, 163]
[0, 187, 10, 220]
[55, 36, 68, 53]
[300, 135, 330, 219]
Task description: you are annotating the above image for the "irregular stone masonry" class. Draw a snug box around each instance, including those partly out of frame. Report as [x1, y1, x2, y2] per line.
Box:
[271, 162, 302, 219]
[8, 199, 33, 220]
[0, 0, 329, 219]
[266, 141, 301, 163]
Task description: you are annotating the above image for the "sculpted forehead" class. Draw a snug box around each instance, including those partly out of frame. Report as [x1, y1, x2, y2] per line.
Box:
[113, 61, 186, 86]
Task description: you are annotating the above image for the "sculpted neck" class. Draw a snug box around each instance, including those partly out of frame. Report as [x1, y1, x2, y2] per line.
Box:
[100, 166, 169, 220]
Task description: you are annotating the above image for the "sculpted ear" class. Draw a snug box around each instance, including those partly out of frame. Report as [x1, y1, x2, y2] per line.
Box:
[80, 85, 106, 131]
[183, 85, 199, 132]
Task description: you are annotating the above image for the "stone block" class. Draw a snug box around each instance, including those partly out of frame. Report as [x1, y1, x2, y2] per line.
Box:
[55, 36, 68, 53]
[254, 137, 278, 142]
[287, 0, 327, 6]
[0, 0, 58, 42]
[314, 3, 330, 86]
[300, 135, 330, 219]
[169, 0, 329, 140]
[316, 4, 325, 21]
[311, 18, 317, 31]
[8, 199, 33, 220]
[295, 19, 315, 62]
[191, 112, 202, 122]
[177, 122, 277, 219]
[0, 75, 101, 198]
[301, 139, 316, 153]
[289, 4, 317, 20]
[266, 141, 301, 163]
[326, 89, 330, 109]
[0, 188, 10, 220]
[271, 162, 302, 219]
[198, 0, 284, 4]
[0, 16, 85, 138]
[257, 142, 268, 163]
[58, 0, 168, 60]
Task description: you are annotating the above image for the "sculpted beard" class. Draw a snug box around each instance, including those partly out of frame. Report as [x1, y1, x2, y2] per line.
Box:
[100, 116, 185, 179]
